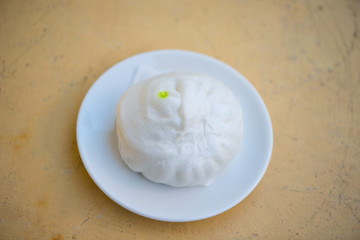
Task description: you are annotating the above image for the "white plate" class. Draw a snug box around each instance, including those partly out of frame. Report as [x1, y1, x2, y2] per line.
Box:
[76, 50, 273, 222]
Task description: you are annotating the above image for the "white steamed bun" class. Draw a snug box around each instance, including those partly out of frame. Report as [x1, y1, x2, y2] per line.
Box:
[116, 73, 243, 187]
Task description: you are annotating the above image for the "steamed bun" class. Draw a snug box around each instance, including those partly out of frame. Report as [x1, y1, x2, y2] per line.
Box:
[116, 73, 243, 187]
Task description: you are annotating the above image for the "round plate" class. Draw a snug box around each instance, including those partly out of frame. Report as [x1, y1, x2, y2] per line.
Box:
[76, 49, 273, 222]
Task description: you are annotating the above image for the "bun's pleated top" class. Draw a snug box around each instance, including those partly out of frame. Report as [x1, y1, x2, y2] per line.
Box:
[116, 73, 243, 187]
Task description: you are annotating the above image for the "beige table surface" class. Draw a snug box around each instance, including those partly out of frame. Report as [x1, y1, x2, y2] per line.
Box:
[1, 0, 359, 239]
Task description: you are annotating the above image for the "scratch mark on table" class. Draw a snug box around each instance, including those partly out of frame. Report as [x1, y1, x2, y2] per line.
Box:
[310, 211, 318, 220]
[80, 217, 90, 226]
[8, 32, 47, 70]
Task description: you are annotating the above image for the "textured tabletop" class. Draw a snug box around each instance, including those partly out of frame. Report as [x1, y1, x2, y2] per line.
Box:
[1, 0, 359, 239]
